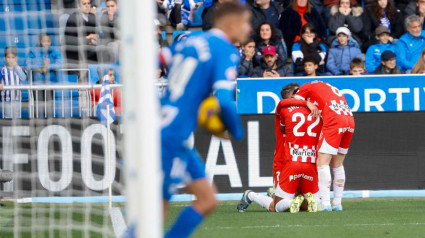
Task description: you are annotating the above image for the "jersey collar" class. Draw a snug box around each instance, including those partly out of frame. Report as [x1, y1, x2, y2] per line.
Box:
[210, 28, 231, 43]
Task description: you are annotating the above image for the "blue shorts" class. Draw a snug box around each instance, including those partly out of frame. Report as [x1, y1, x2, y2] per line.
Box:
[162, 140, 206, 201]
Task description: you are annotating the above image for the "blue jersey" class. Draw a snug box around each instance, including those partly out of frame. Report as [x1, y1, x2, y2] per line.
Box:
[161, 29, 240, 143]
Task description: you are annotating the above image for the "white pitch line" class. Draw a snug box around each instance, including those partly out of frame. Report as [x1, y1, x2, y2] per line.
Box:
[204, 223, 425, 230]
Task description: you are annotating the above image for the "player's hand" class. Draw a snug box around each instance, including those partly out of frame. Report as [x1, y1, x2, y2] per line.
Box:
[0, 84, 3, 90]
[215, 131, 231, 140]
[306, 101, 320, 118]
[244, 48, 255, 60]
[263, 71, 273, 77]
[270, 70, 280, 77]
[43, 58, 50, 67]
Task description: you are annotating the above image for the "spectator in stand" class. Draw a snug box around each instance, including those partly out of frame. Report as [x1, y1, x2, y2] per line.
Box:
[27, 33, 64, 84]
[327, 0, 363, 46]
[372, 50, 403, 74]
[404, 0, 425, 30]
[163, 0, 203, 30]
[365, 26, 396, 72]
[278, 0, 326, 55]
[100, 0, 119, 63]
[292, 23, 327, 75]
[0, 46, 27, 118]
[302, 54, 323, 76]
[64, 0, 99, 65]
[254, 22, 287, 66]
[411, 48, 425, 73]
[27, 33, 64, 118]
[238, 38, 256, 77]
[91, 68, 121, 115]
[252, 45, 292, 77]
[361, 0, 404, 52]
[396, 15, 425, 73]
[327, 26, 363, 75]
[396, 0, 413, 12]
[157, 0, 168, 26]
[349, 58, 365, 75]
[202, 0, 233, 31]
[248, 0, 284, 30]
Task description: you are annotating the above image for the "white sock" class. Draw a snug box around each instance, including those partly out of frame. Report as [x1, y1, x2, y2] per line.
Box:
[275, 199, 292, 212]
[318, 165, 332, 206]
[332, 166, 345, 206]
[248, 192, 273, 210]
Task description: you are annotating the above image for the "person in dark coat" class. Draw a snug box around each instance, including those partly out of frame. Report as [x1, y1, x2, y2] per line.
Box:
[361, 0, 404, 52]
[201, 0, 233, 31]
[252, 45, 293, 77]
[372, 50, 403, 74]
[248, 0, 284, 30]
[404, 0, 425, 30]
[278, 0, 327, 55]
[238, 38, 256, 77]
[64, 0, 99, 65]
[327, 0, 363, 45]
[291, 23, 328, 75]
[254, 22, 288, 66]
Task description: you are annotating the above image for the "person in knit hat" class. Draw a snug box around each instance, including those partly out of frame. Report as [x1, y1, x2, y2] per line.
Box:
[326, 26, 363, 75]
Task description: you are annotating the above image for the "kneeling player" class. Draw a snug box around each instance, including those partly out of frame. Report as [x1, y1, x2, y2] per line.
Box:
[270, 83, 300, 197]
[237, 84, 322, 213]
[276, 81, 355, 211]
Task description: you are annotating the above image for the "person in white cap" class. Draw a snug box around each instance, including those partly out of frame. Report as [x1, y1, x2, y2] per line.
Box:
[326, 26, 363, 75]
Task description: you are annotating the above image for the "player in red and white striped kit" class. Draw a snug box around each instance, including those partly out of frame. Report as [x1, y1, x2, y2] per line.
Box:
[237, 83, 322, 213]
[271, 83, 300, 194]
[276, 81, 355, 211]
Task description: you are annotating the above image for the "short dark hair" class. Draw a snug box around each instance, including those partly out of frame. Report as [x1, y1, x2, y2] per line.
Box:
[105, 0, 117, 3]
[213, 1, 248, 24]
[350, 58, 364, 69]
[4, 46, 17, 56]
[242, 37, 255, 46]
[281, 83, 300, 99]
[303, 54, 319, 65]
[38, 32, 51, 42]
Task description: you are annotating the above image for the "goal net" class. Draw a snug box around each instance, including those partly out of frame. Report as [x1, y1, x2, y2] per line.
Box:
[0, 0, 161, 237]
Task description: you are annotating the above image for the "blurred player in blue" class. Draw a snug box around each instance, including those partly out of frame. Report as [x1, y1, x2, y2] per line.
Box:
[161, 1, 251, 237]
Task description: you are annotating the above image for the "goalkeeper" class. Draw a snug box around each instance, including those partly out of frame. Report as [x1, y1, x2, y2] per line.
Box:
[160, 2, 250, 237]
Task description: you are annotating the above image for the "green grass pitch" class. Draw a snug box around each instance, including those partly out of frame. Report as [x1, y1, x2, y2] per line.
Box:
[166, 197, 425, 238]
[0, 197, 424, 237]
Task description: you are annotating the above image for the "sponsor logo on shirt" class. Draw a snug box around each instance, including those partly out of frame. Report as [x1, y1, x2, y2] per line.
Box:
[289, 174, 313, 182]
[338, 127, 355, 134]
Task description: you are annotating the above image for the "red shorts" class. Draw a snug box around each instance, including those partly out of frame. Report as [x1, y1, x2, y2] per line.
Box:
[318, 115, 355, 155]
[275, 161, 319, 199]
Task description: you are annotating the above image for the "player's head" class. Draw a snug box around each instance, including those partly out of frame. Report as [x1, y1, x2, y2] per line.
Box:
[349, 58, 365, 75]
[303, 54, 319, 76]
[106, 0, 118, 16]
[4, 46, 18, 67]
[281, 83, 300, 99]
[78, 0, 91, 14]
[108, 68, 115, 84]
[38, 33, 52, 48]
[213, 1, 251, 44]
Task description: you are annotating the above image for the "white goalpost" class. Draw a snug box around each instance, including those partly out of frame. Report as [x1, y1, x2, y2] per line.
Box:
[121, 0, 163, 237]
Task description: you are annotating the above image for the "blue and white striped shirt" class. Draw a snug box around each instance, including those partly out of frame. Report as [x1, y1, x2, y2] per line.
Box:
[0, 65, 27, 101]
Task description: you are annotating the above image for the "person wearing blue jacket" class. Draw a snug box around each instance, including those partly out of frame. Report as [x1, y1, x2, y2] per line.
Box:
[26, 33, 64, 84]
[364, 26, 396, 73]
[327, 26, 363, 75]
[395, 15, 425, 73]
[26, 33, 64, 118]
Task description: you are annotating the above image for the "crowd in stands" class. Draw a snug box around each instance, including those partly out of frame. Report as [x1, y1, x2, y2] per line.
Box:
[3, 0, 425, 117]
[155, 0, 425, 77]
